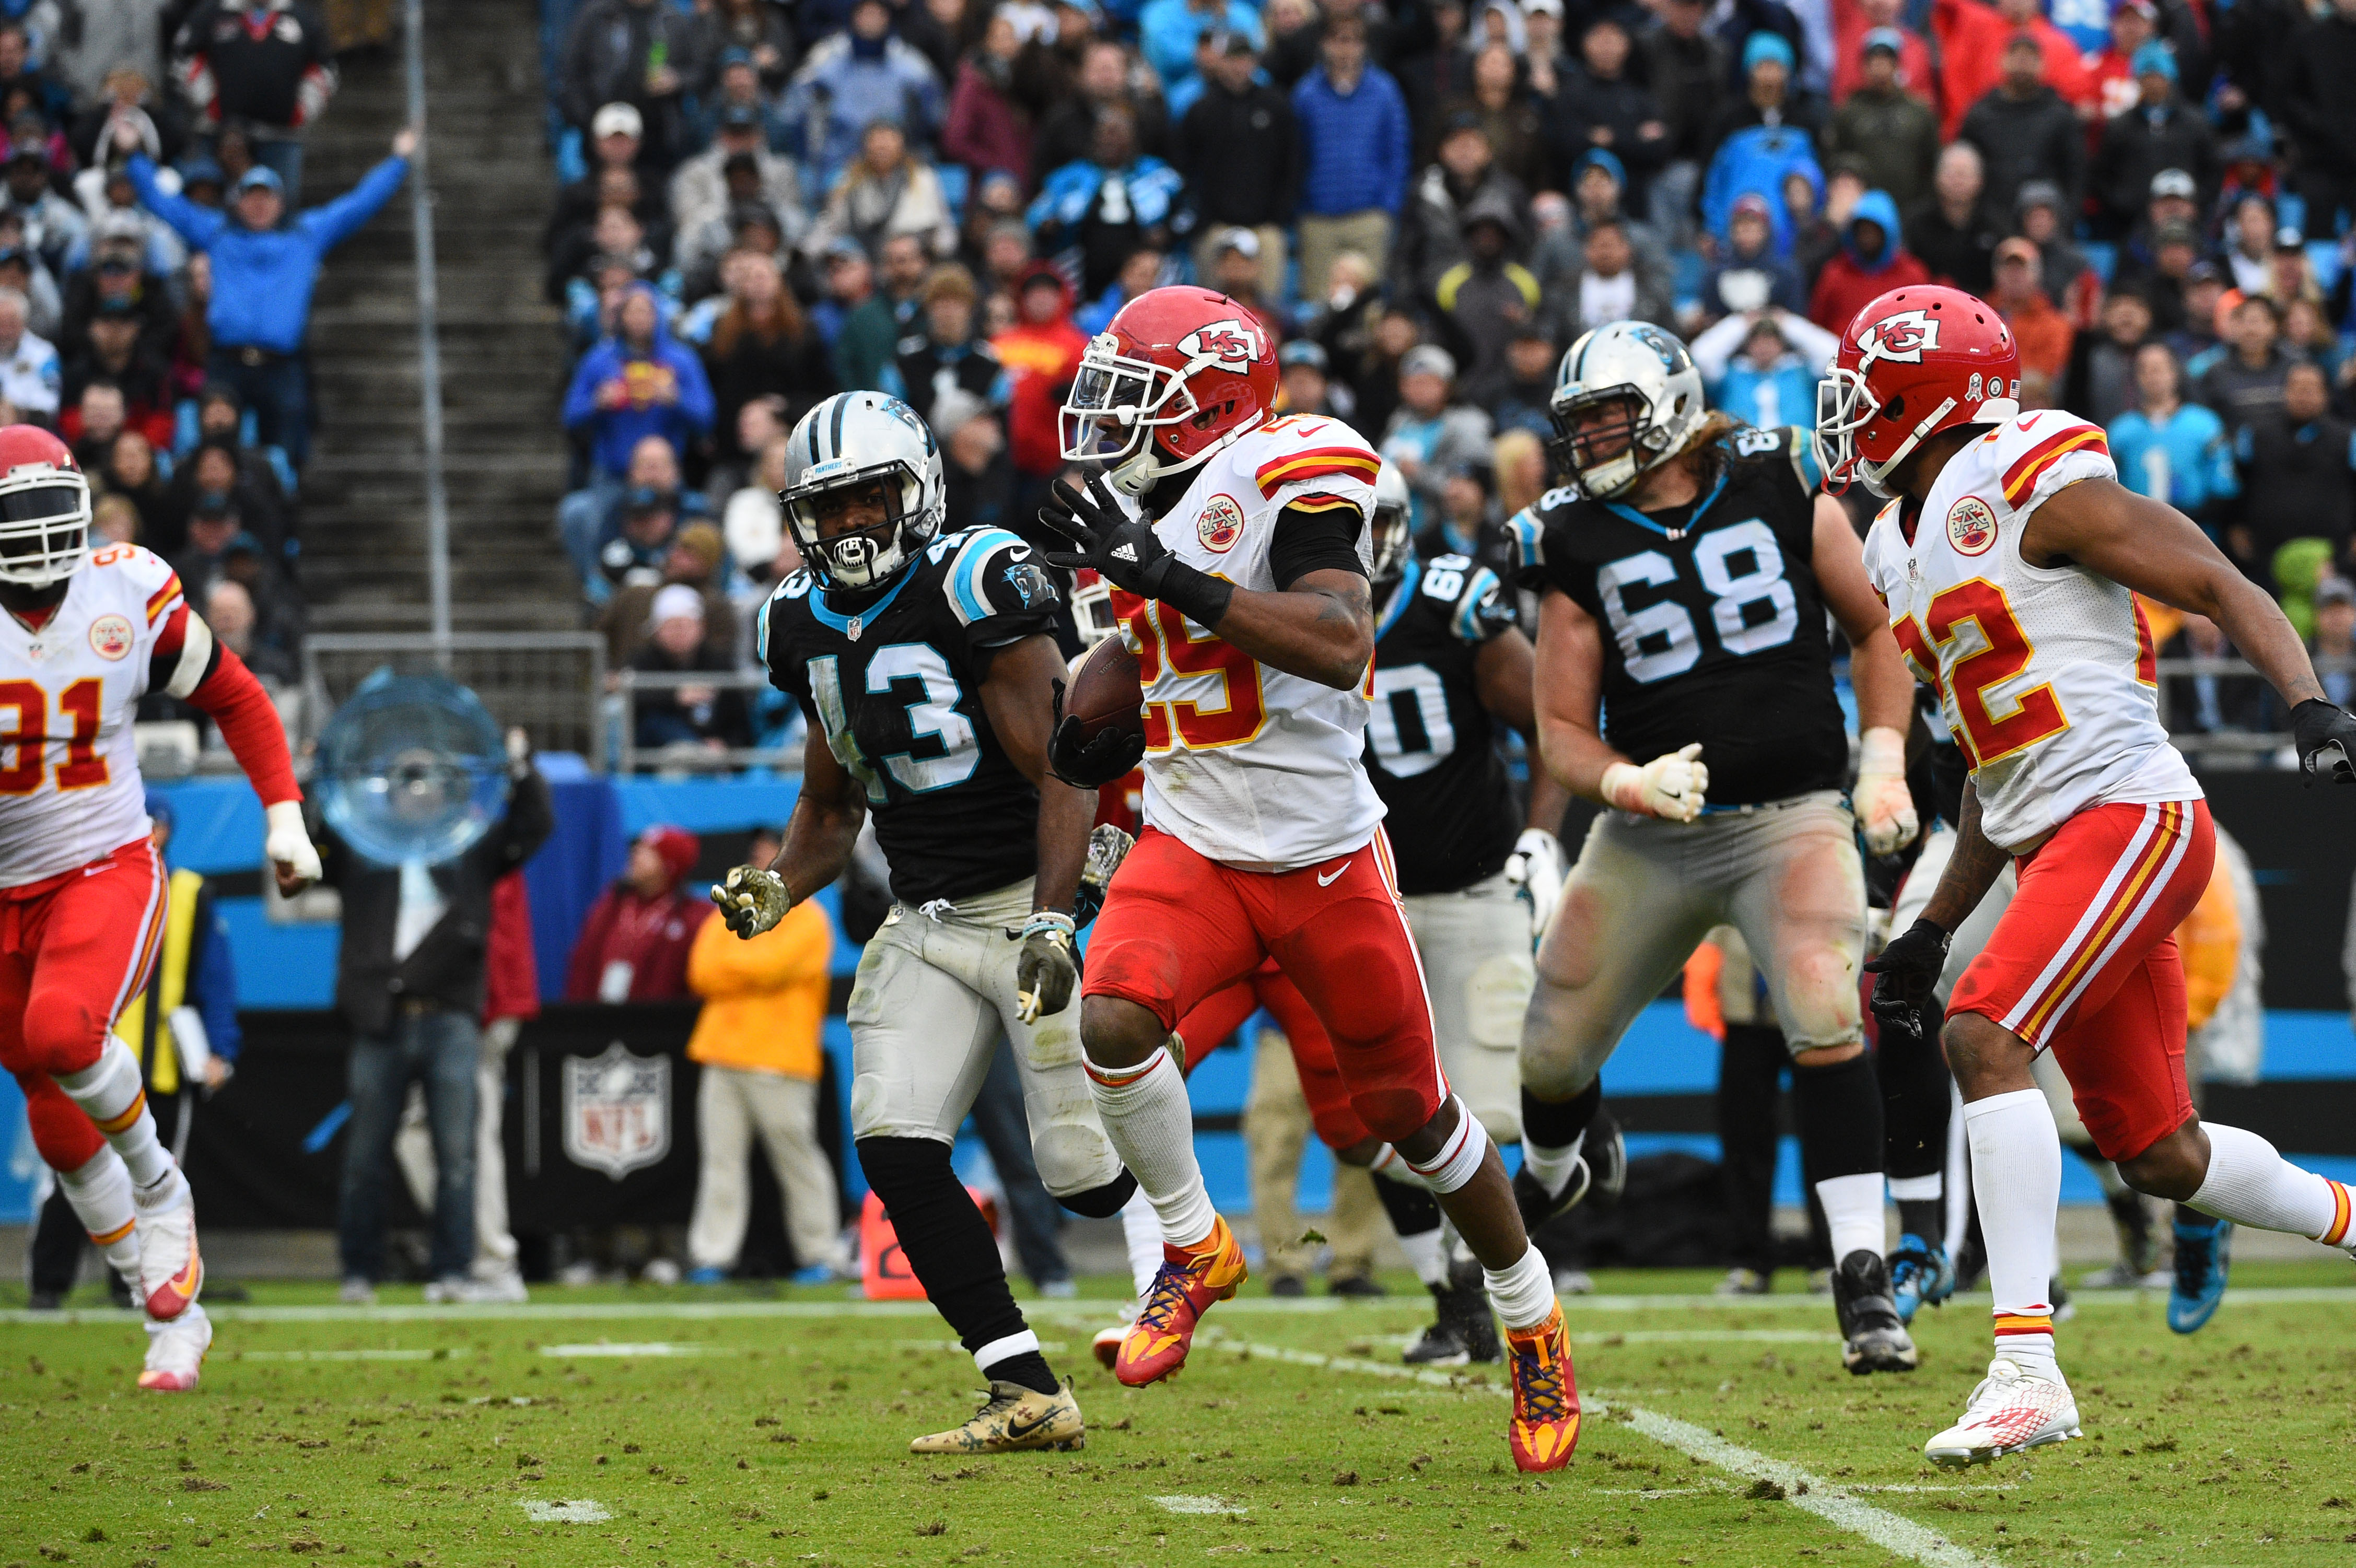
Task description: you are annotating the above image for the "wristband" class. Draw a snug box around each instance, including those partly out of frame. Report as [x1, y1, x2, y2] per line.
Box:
[1142, 555, 1235, 630]
[1597, 760, 1642, 813]
[1858, 726, 1906, 777]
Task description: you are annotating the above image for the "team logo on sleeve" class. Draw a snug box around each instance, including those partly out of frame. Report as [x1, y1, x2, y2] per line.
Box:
[1196, 493, 1245, 553]
[1945, 496, 1999, 557]
[87, 613, 132, 660]
[1002, 558, 1054, 609]
[1854, 309, 1941, 375]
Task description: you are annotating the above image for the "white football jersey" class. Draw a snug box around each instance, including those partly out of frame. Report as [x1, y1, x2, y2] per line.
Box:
[1862, 412, 2200, 855]
[1109, 413, 1387, 871]
[0, 544, 212, 885]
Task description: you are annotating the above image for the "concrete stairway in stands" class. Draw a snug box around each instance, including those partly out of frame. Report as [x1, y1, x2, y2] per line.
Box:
[292, 0, 577, 633]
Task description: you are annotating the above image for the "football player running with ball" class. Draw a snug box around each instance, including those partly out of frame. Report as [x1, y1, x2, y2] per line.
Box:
[1825, 283, 2356, 1468]
[1510, 322, 1925, 1376]
[1042, 286, 1581, 1473]
[715, 391, 1135, 1456]
[0, 426, 319, 1392]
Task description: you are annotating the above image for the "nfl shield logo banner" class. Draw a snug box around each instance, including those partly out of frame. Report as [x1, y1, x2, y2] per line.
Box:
[562, 1043, 672, 1180]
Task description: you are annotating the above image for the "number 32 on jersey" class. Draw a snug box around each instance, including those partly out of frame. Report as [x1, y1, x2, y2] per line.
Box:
[1890, 579, 2084, 769]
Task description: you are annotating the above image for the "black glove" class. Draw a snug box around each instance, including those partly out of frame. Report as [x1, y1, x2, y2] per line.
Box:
[1047, 676, 1147, 789]
[2293, 698, 2356, 785]
[1862, 918, 1952, 1038]
[1037, 474, 1234, 630]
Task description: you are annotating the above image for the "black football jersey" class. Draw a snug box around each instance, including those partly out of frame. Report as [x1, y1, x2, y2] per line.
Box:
[1362, 552, 1522, 895]
[1507, 425, 1847, 808]
[761, 527, 1060, 905]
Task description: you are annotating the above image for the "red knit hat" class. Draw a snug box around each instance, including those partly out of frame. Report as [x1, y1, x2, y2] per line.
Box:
[636, 825, 700, 887]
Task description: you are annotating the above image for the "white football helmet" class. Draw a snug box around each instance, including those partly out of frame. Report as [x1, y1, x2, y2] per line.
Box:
[1546, 322, 1706, 500]
[1370, 459, 1413, 582]
[1070, 568, 1122, 646]
[780, 391, 947, 590]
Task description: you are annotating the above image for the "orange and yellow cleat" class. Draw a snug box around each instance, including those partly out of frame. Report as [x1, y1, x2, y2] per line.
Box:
[1112, 1216, 1248, 1387]
[1505, 1304, 1581, 1472]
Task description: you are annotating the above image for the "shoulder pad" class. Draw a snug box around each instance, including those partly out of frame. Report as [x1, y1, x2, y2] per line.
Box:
[755, 570, 815, 665]
[1987, 412, 2113, 508]
[938, 527, 1052, 626]
[86, 542, 181, 617]
[1504, 506, 1548, 577]
[1252, 416, 1381, 499]
[1419, 553, 1512, 643]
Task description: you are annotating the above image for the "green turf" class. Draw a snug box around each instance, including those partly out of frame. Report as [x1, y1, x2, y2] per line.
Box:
[4, 1263, 2354, 1567]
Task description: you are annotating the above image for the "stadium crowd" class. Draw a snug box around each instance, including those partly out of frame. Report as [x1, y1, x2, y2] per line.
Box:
[543, 0, 2356, 760]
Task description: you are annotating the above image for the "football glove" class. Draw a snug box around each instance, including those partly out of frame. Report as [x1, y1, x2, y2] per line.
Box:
[263, 800, 322, 895]
[1037, 474, 1234, 630]
[2293, 698, 2356, 785]
[1503, 827, 1564, 944]
[1013, 910, 1080, 1023]
[1047, 676, 1148, 790]
[1863, 917, 1952, 1038]
[1600, 743, 1709, 822]
[712, 864, 792, 939]
[1074, 822, 1135, 929]
[1853, 726, 1920, 856]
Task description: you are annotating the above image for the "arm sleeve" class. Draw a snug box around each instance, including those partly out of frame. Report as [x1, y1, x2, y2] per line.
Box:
[180, 637, 301, 808]
[1268, 501, 1368, 589]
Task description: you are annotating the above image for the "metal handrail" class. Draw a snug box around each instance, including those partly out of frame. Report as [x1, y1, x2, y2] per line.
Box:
[612, 667, 802, 775]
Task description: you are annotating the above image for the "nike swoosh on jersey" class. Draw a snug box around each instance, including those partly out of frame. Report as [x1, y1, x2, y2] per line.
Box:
[1316, 860, 1350, 886]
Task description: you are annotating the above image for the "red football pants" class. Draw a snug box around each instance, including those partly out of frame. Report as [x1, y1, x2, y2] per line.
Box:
[1174, 958, 1373, 1150]
[1949, 799, 2214, 1162]
[0, 835, 167, 1172]
[1084, 827, 1444, 1143]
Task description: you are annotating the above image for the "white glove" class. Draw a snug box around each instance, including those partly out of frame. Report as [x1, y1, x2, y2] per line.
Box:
[263, 799, 322, 892]
[1600, 743, 1709, 823]
[1502, 827, 1564, 944]
[1853, 726, 1920, 856]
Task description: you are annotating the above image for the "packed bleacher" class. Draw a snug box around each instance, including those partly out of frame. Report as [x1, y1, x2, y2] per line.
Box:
[547, 0, 2356, 765]
[0, 2, 421, 754]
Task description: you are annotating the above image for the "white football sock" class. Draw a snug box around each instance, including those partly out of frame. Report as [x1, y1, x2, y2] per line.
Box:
[1368, 1143, 1438, 1192]
[1964, 1089, 2061, 1373]
[2189, 1123, 2354, 1244]
[1084, 1044, 1216, 1249]
[1519, 1129, 1585, 1200]
[55, 1145, 138, 1288]
[972, 1329, 1041, 1380]
[1404, 1102, 1489, 1193]
[56, 1036, 171, 1187]
[1815, 1171, 1886, 1264]
[1117, 1187, 1162, 1300]
[1483, 1243, 1557, 1332]
[1886, 1173, 1942, 1203]
[1396, 1223, 1448, 1288]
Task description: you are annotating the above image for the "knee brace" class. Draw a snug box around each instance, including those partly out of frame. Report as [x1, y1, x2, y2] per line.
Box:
[1055, 1168, 1138, 1219]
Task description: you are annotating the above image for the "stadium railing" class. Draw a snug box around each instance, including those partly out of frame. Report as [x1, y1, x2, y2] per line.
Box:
[612, 666, 803, 775]
[301, 631, 609, 764]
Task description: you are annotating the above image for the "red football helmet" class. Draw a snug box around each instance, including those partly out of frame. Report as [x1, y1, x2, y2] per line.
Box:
[0, 424, 90, 587]
[1816, 284, 2021, 498]
[1060, 284, 1279, 496]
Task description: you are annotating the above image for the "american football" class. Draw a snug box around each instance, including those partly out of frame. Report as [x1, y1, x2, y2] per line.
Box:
[1064, 629, 1145, 741]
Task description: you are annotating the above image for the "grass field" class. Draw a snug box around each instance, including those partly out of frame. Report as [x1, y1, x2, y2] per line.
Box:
[4, 1263, 2355, 1568]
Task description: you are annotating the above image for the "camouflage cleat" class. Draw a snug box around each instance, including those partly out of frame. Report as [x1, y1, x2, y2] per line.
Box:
[908, 1379, 1085, 1454]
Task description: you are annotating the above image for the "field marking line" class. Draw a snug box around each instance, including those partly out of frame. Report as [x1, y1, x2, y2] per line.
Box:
[232, 1348, 473, 1361]
[538, 1341, 724, 1357]
[0, 1284, 2347, 1329]
[518, 1499, 611, 1523]
[1149, 1495, 1239, 1515]
[1203, 1333, 1998, 1568]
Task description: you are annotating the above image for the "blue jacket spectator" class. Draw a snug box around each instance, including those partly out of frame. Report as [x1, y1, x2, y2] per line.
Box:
[565, 283, 717, 482]
[1139, 0, 1263, 97]
[1702, 124, 1821, 256]
[126, 136, 411, 466]
[1688, 306, 1840, 435]
[2112, 391, 2238, 527]
[1292, 46, 1409, 219]
[1029, 114, 1189, 297]
[777, 13, 944, 193]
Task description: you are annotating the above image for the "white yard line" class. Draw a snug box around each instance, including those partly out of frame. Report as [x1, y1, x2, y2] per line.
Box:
[1203, 1334, 1999, 1568]
[1, 1283, 2346, 1328]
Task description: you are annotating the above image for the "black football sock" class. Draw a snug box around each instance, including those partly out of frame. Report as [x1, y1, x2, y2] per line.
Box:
[1521, 1080, 1601, 1154]
[1792, 1051, 1884, 1181]
[1877, 1005, 1952, 1246]
[855, 1137, 1058, 1396]
[1370, 1167, 1448, 1288]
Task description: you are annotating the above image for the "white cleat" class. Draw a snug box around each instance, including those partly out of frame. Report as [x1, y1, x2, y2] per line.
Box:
[138, 1302, 213, 1391]
[133, 1167, 202, 1321]
[1924, 1357, 2081, 1469]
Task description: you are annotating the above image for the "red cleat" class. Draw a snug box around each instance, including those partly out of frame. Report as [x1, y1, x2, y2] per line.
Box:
[1113, 1216, 1247, 1387]
[1505, 1304, 1581, 1472]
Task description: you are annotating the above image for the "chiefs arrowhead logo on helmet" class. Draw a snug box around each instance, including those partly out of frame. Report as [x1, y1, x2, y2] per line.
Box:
[1177, 319, 1265, 375]
[1853, 309, 1941, 376]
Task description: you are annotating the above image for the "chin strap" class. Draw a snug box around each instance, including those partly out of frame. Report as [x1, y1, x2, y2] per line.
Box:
[1862, 395, 1959, 497]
